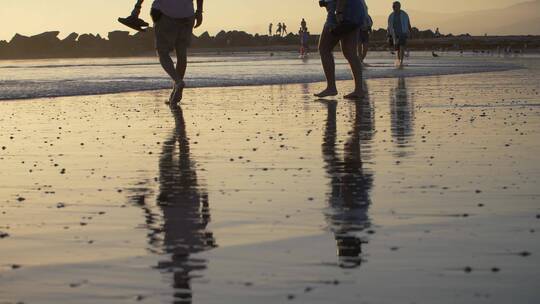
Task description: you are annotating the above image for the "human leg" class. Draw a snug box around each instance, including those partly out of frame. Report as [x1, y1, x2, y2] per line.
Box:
[340, 29, 364, 99]
[315, 26, 340, 97]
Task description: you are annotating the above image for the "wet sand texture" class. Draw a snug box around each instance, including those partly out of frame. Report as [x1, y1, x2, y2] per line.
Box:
[1, 64, 540, 303]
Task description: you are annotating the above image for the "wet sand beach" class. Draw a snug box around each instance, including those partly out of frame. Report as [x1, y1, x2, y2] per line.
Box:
[1, 61, 540, 303]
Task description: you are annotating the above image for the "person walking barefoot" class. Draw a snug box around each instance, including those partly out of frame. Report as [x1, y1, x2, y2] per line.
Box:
[315, 0, 366, 100]
[125, 0, 204, 104]
[387, 1, 412, 68]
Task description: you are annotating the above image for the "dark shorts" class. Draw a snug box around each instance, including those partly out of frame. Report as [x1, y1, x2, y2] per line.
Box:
[154, 13, 194, 52]
[393, 35, 408, 50]
[359, 30, 370, 44]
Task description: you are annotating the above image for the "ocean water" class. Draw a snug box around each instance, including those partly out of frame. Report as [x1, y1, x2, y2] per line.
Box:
[0, 51, 522, 101]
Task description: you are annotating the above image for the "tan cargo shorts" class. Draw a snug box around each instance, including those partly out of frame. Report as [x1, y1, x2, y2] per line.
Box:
[154, 14, 194, 53]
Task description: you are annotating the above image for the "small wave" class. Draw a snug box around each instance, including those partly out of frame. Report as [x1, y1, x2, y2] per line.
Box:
[0, 55, 521, 101]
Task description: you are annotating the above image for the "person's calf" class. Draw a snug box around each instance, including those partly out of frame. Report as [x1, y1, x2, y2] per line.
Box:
[158, 49, 181, 83]
[175, 48, 188, 81]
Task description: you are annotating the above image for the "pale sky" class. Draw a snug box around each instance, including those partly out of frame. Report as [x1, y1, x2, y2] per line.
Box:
[0, 0, 530, 40]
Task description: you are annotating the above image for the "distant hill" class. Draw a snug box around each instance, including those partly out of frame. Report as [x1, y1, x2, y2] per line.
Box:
[373, 0, 540, 36]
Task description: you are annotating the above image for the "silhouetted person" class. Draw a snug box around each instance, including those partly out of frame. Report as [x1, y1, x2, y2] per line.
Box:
[390, 77, 414, 157]
[388, 1, 412, 68]
[124, 0, 204, 104]
[299, 28, 310, 57]
[358, 0, 372, 65]
[282, 23, 288, 36]
[276, 23, 283, 36]
[315, 0, 366, 100]
[301, 18, 307, 31]
[321, 87, 374, 268]
[269, 23, 273, 36]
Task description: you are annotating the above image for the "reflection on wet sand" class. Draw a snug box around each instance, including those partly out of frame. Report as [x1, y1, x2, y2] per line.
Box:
[131, 105, 216, 303]
[321, 86, 375, 269]
[390, 77, 415, 155]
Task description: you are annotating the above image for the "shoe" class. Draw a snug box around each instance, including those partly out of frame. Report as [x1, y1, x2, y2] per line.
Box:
[118, 15, 149, 32]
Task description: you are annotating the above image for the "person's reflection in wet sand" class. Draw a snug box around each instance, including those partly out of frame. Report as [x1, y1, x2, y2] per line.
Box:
[157, 105, 216, 303]
[130, 105, 216, 303]
[321, 84, 375, 269]
[390, 77, 414, 154]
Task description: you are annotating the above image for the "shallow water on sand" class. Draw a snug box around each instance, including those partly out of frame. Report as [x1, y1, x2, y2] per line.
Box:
[0, 52, 520, 101]
[0, 61, 539, 303]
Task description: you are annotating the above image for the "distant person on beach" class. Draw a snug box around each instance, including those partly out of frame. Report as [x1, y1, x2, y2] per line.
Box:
[277, 23, 283, 36]
[300, 27, 310, 57]
[127, 0, 204, 104]
[269, 23, 273, 36]
[301, 18, 307, 31]
[315, 0, 366, 99]
[282, 23, 288, 36]
[387, 1, 412, 68]
[358, 0, 372, 66]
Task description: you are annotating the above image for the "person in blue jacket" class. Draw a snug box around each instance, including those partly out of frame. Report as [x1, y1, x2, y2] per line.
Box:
[388, 1, 412, 68]
[315, 0, 366, 100]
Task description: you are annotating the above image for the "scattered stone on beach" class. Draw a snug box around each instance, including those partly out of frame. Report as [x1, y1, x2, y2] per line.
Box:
[11, 264, 21, 270]
[56, 202, 66, 208]
[287, 294, 296, 300]
[519, 251, 531, 257]
[464, 266, 473, 273]
[0, 231, 9, 238]
[16, 197, 25, 202]
[491, 267, 500, 273]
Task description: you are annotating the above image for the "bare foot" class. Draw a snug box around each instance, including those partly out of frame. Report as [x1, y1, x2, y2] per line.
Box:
[344, 91, 365, 100]
[314, 88, 338, 98]
[167, 81, 185, 104]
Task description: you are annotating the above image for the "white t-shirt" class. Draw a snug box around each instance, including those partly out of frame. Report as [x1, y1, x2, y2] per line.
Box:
[152, 0, 195, 19]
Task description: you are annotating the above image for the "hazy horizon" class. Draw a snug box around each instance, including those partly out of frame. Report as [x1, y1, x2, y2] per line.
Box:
[0, 0, 538, 40]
